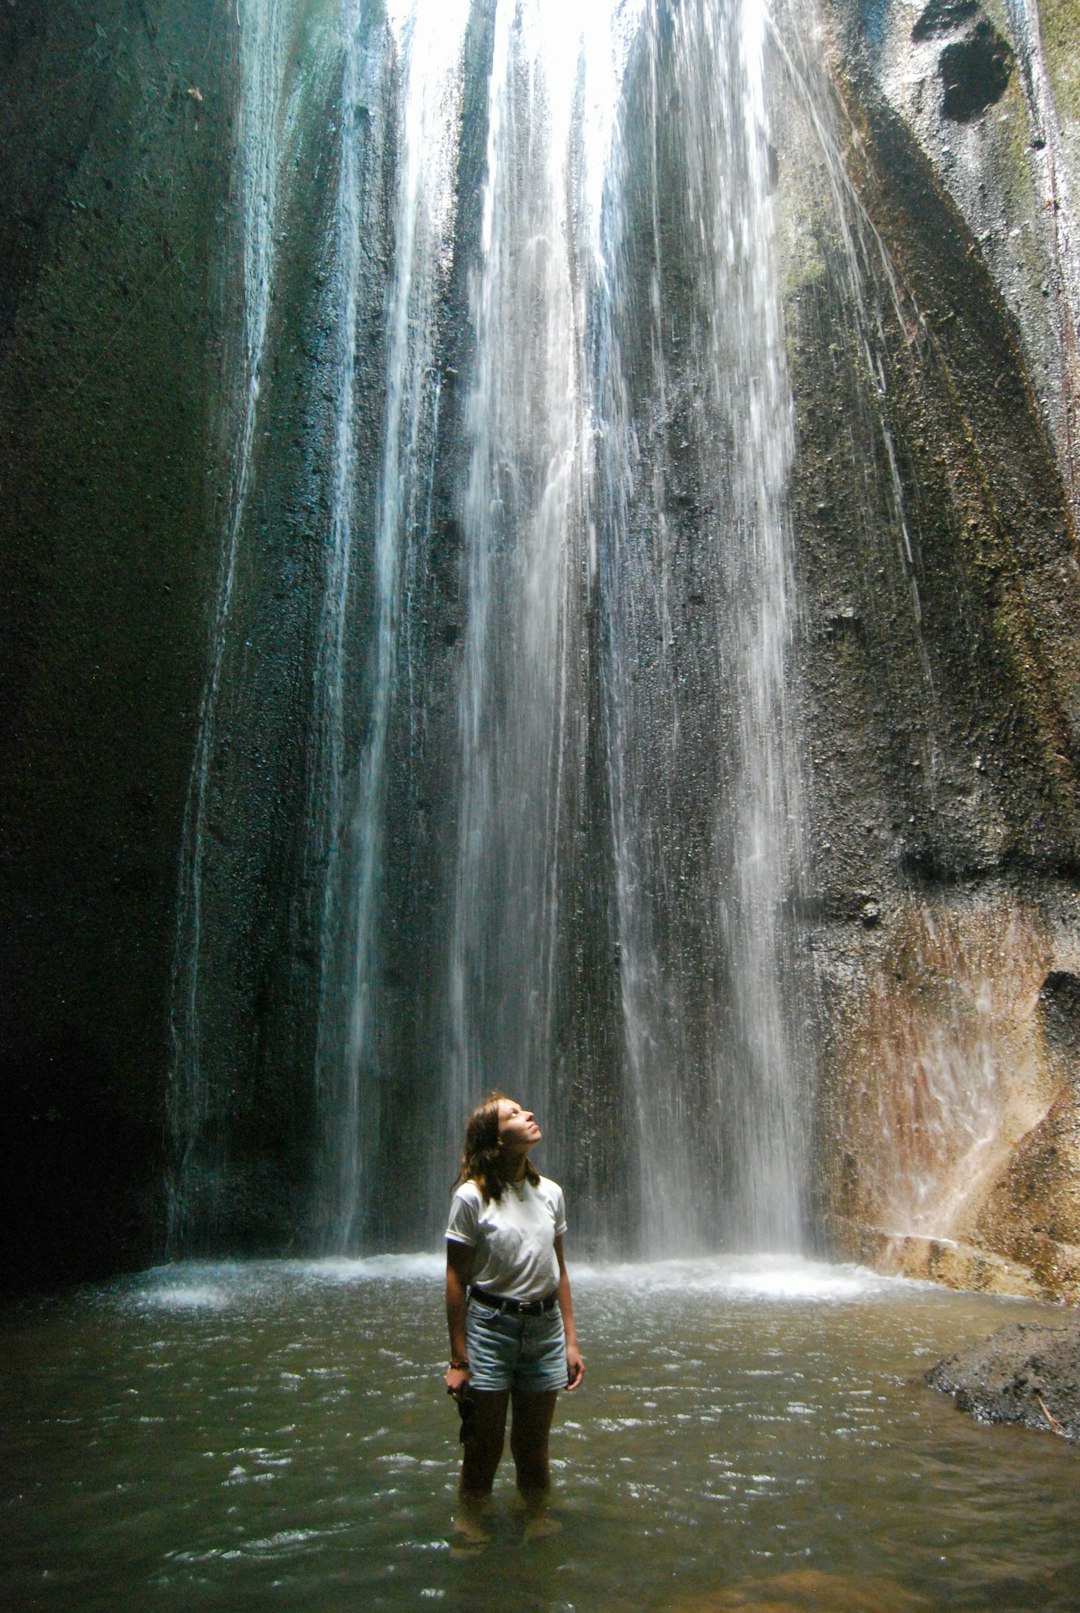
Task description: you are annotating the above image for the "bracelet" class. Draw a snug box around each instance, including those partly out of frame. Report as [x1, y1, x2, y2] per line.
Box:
[449, 1358, 470, 1371]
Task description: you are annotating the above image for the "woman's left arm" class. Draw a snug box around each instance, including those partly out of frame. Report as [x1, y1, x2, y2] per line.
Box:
[554, 1235, 585, 1391]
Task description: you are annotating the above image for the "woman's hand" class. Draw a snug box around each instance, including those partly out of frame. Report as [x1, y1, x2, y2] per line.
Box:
[445, 1364, 471, 1400]
[553, 1236, 584, 1392]
[445, 1240, 475, 1402]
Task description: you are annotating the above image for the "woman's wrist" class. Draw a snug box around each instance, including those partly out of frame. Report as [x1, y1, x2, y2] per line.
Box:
[449, 1358, 470, 1371]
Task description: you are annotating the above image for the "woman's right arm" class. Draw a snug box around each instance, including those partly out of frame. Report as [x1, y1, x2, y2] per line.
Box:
[445, 1238, 475, 1399]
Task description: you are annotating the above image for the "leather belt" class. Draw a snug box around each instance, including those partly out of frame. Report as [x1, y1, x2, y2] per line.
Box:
[470, 1284, 558, 1316]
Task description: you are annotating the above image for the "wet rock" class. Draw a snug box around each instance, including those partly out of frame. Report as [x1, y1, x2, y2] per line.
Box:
[926, 1320, 1080, 1439]
[802, 0, 1080, 1304]
[824, 603, 861, 638]
[1038, 971, 1080, 1069]
[970, 1081, 1080, 1302]
[938, 20, 1014, 122]
[911, 0, 978, 42]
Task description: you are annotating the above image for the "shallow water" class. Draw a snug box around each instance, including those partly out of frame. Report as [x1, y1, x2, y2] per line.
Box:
[3, 1256, 1077, 1611]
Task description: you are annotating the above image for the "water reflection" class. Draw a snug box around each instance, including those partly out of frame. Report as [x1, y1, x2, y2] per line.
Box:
[2, 1258, 1076, 1610]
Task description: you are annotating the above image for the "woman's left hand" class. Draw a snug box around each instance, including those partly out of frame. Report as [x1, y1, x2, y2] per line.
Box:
[445, 1364, 471, 1400]
[565, 1345, 585, 1391]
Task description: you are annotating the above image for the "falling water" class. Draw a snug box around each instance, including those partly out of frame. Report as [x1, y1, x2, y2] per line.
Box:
[441, 0, 808, 1249]
[1003, 0, 1080, 507]
[167, 0, 295, 1249]
[594, 0, 805, 1248]
[697, 0, 805, 1248]
[172, 0, 830, 1258]
[445, 0, 632, 1185]
[310, 0, 471, 1249]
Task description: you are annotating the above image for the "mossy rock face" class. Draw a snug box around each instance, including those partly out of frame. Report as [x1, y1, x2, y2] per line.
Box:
[782, 22, 1080, 892]
[1038, 0, 1080, 124]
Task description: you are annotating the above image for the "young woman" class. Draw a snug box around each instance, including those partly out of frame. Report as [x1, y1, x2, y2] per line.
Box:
[444, 1093, 584, 1537]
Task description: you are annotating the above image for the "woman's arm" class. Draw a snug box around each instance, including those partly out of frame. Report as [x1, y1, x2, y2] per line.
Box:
[554, 1234, 585, 1390]
[445, 1238, 475, 1399]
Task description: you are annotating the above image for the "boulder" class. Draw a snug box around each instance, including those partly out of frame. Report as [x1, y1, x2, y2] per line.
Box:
[925, 1320, 1080, 1438]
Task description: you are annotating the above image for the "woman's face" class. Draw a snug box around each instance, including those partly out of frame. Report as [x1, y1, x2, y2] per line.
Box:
[498, 1099, 542, 1150]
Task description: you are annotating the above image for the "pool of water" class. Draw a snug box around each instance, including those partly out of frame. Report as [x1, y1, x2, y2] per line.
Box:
[3, 1255, 1077, 1611]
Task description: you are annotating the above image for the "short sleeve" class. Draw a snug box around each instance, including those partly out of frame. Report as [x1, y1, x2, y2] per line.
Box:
[552, 1183, 568, 1238]
[446, 1184, 480, 1246]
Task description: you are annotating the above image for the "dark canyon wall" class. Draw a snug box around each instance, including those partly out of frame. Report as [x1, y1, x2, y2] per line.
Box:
[0, 0, 236, 1285]
[2, 0, 1079, 1295]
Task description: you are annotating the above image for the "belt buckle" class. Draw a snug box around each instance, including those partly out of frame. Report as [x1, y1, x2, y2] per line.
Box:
[521, 1298, 542, 1316]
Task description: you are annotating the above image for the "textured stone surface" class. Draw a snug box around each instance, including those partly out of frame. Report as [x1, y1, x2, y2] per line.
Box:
[926, 1319, 1080, 1437]
[0, 0, 235, 1285]
[806, 0, 1080, 1305]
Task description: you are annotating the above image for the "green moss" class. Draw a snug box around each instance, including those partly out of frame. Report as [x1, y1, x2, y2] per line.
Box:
[1038, 0, 1080, 124]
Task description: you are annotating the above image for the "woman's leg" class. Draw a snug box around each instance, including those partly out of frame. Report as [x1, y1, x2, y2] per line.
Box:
[458, 1388, 510, 1528]
[509, 1388, 559, 1504]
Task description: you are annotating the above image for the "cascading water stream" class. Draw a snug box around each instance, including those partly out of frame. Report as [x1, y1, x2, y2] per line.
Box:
[438, 0, 808, 1250]
[702, 0, 806, 1248]
[167, 0, 294, 1249]
[446, 0, 620, 1182]
[306, 0, 378, 1252]
[312, 0, 471, 1250]
[1003, 0, 1080, 509]
[594, 0, 805, 1248]
[168, 0, 878, 1259]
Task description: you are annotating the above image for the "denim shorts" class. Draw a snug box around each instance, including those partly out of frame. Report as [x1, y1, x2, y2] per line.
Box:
[465, 1294, 567, 1393]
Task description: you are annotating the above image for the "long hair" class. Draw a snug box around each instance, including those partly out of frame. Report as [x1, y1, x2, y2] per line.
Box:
[457, 1090, 540, 1203]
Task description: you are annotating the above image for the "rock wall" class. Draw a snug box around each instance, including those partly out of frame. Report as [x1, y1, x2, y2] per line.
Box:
[799, 0, 1080, 1301]
[0, 0, 237, 1285]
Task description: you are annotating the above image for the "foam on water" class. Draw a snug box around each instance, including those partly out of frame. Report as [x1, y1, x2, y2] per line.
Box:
[285, 1253, 445, 1283]
[573, 1253, 913, 1302]
[129, 1252, 912, 1313]
[126, 1252, 445, 1311]
[134, 1283, 234, 1312]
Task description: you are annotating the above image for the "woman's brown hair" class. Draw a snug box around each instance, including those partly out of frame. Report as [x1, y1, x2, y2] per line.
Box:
[456, 1090, 541, 1203]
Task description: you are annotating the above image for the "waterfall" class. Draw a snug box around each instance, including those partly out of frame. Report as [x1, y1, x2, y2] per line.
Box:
[310, 0, 471, 1249]
[687, 0, 805, 1249]
[593, 0, 805, 1248]
[171, 0, 816, 1258]
[445, 0, 632, 1200]
[167, 0, 296, 1249]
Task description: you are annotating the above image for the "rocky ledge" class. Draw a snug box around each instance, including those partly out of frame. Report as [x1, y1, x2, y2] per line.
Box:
[925, 1321, 1080, 1440]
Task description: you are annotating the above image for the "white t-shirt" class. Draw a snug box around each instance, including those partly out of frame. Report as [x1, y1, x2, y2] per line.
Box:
[446, 1174, 568, 1301]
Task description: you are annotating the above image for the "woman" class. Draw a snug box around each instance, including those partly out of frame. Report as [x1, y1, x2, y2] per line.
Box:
[444, 1092, 584, 1538]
